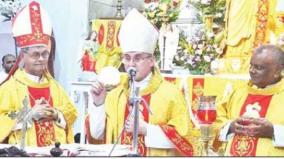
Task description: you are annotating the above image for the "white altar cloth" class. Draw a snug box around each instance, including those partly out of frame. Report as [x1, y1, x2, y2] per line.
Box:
[0, 144, 131, 156]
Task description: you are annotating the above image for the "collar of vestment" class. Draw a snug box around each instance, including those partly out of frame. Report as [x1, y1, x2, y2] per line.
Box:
[26, 72, 44, 83]
[120, 67, 163, 96]
[133, 72, 152, 90]
[247, 78, 284, 95]
[137, 67, 162, 96]
[12, 69, 53, 88]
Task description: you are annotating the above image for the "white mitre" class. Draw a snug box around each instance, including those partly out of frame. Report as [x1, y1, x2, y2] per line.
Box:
[118, 8, 159, 54]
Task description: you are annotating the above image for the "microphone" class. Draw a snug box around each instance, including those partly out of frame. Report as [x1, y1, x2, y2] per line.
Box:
[127, 67, 136, 78]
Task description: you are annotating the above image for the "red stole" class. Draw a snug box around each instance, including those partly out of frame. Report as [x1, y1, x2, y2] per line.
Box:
[28, 87, 56, 147]
[160, 125, 194, 156]
[230, 94, 272, 156]
[121, 94, 151, 156]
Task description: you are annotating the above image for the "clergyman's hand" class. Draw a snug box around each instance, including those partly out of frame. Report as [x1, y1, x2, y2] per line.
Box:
[32, 104, 58, 121]
[90, 81, 107, 106]
[228, 117, 250, 135]
[245, 118, 274, 138]
[125, 115, 147, 135]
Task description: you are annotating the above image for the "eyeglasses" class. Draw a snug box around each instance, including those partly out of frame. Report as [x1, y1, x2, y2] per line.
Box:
[25, 51, 50, 60]
[121, 54, 152, 64]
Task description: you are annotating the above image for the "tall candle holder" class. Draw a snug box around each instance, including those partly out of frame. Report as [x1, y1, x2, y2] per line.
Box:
[115, 0, 123, 18]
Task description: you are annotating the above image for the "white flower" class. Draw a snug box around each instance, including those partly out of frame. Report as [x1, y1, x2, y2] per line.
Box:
[194, 36, 201, 42]
[186, 37, 192, 43]
[189, 55, 195, 59]
[191, 0, 200, 3]
[203, 55, 211, 62]
[195, 55, 201, 62]
[216, 48, 223, 54]
[197, 44, 204, 49]
[174, 55, 180, 61]
[186, 59, 194, 65]
[207, 32, 214, 38]
[180, 56, 186, 61]
[209, 53, 215, 58]
[200, 28, 206, 33]
[192, 44, 197, 49]
[195, 49, 202, 55]
[216, 13, 223, 18]
[201, 0, 211, 5]
[210, 59, 219, 74]
[206, 46, 212, 52]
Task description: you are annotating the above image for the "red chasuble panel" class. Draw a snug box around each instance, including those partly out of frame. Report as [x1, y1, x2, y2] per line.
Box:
[28, 87, 56, 147]
[121, 94, 151, 156]
[230, 94, 272, 156]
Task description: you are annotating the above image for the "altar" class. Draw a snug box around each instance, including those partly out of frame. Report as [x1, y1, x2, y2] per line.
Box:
[0, 144, 131, 157]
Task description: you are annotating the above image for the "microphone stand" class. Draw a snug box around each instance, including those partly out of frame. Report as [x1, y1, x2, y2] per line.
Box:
[108, 72, 152, 156]
[127, 73, 141, 157]
[108, 77, 141, 156]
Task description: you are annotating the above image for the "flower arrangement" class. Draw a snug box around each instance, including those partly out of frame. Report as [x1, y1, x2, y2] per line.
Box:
[0, 0, 22, 22]
[189, 0, 225, 15]
[143, 0, 181, 29]
[189, 0, 226, 25]
[173, 30, 223, 74]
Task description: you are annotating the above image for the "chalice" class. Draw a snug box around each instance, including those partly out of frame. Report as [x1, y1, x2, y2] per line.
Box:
[196, 96, 217, 156]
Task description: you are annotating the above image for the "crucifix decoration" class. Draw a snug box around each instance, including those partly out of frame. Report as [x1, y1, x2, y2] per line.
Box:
[8, 96, 32, 150]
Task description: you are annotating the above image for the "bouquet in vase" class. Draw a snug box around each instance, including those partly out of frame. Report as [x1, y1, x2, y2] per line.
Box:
[173, 30, 222, 74]
[143, 0, 181, 29]
[189, 0, 226, 27]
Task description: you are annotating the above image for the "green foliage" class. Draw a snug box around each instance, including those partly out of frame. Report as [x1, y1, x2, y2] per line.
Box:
[189, 0, 226, 26]
[143, 0, 181, 29]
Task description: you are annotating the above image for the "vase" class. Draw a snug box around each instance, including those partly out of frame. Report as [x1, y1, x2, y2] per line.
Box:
[190, 70, 205, 75]
[172, 66, 189, 75]
[203, 15, 213, 32]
